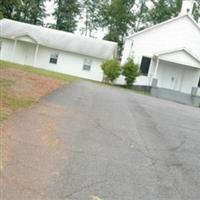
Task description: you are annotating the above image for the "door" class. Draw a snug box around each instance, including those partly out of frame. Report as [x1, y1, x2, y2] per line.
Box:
[157, 61, 184, 91]
[24, 43, 35, 66]
[169, 68, 183, 91]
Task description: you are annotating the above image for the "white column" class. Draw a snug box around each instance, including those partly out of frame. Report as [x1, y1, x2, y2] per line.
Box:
[154, 57, 159, 79]
[11, 39, 17, 62]
[33, 44, 39, 67]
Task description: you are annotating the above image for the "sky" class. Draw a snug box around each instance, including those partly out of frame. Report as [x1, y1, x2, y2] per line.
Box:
[44, 0, 56, 25]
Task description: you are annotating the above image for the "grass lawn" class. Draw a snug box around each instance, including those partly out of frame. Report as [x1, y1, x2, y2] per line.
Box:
[0, 60, 78, 122]
[0, 60, 77, 82]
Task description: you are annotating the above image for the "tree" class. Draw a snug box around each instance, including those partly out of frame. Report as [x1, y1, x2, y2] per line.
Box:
[0, 0, 21, 19]
[122, 59, 139, 88]
[147, 0, 182, 25]
[193, 0, 200, 23]
[17, 0, 47, 25]
[133, 0, 150, 32]
[100, 0, 136, 56]
[101, 59, 121, 83]
[53, 0, 80, 32]
[29, 0, 47, 25]
[0, 11, 3, 19]
[80, 0, 103, 36]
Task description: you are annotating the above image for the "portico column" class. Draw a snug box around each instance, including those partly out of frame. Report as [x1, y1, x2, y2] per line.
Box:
[33, 44, 39, 67]
[11, 39, 17, 62]
[154, 57, 159, 79]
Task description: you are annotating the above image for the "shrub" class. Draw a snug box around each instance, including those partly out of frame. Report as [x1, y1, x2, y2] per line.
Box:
[101, 59, 121, 83]
[122, 59, 140, 88]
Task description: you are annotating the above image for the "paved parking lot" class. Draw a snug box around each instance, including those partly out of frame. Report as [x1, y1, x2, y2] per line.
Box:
[1, 81, 200, 200]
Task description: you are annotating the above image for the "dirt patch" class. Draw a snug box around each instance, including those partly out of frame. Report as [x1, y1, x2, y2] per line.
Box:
[0, 68, 64, 121]
[0, 101, 72, 199]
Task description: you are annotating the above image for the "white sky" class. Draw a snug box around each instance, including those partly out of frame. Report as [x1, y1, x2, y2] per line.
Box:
[44, 0, 56, 25]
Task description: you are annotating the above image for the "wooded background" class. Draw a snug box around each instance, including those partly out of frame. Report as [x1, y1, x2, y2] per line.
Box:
[0, 0, 199, 54]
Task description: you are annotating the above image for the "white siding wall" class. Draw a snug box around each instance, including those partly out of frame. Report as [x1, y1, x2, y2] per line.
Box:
[35, 45, 104, 81]
[0, 38, 13, 61]
[0, 38, 104, 81]
[123, 16, 200, 64]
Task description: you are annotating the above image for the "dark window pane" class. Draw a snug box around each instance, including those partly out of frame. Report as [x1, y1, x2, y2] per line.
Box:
[198, 78, 200, 87]
[83, 64, 91, 71]
[50, 58, 57, 64]
[49, 53, 59, 64]
[140, 56, 151, 75]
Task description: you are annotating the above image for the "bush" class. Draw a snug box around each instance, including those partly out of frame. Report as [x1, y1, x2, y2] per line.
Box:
[122, 59, 139, 88]
[101, 59, 121, 83]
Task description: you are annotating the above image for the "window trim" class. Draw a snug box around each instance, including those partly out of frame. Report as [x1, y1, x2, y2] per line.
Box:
[49, 53, 59, 64]
[83, 58, 92, 71]
[140, 56, 151, 76]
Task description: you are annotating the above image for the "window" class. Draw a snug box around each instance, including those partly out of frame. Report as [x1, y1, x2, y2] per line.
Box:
[198, 77, 200, 87]
[49, 53, 59, 64]
[83, 58, 92, 71]
[140, 56, 151, 76]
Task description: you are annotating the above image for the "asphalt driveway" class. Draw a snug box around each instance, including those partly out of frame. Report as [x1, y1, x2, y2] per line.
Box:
[1, 81, 200, 200]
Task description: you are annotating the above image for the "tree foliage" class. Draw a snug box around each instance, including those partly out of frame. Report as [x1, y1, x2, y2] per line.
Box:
[80, 0, 103, 36]
[147, 0, 182, 25]
[122, 59, 139, 88]
[18, 0, 47, 25]
[0, 0, 199, 46]
[101, 0, 136, 56]
[53, 0, 80, 32]
[101, 59, 121, 83]
[0, 0, 21, 19]
[193, 0, 200, 23]
[0, 0, 46, 25]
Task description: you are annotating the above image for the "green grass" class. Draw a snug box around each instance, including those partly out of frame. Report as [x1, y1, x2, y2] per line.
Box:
[0, 79, 14, 88]
[0, 110, 8, 122]
[2, 94, 35, 111]
[0, 60, 78, 82]
[0, 60, 79, 123]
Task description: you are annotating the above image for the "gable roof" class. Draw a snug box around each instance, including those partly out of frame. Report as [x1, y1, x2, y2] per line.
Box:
[154, 47, 200, 63]
[0, 19, 118, 60]
[126, 14, 200, 40]
[154, 47, 200, 68]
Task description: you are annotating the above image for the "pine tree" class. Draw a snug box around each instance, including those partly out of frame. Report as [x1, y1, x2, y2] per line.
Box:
[101, 0, 136, 56]
[81, 0, 102, 36]
[18, 0, 46, 25]
[0, 0, 21, 19]
[134, 0, 150, 32]
[148, 0, 181, 25]
[53, 0, 80, 32]
[29, 0, 47, 25]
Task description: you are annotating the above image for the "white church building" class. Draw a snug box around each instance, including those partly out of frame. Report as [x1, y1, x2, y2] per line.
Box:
[120, 0, 200, 99]
[0, 19, 117, 81]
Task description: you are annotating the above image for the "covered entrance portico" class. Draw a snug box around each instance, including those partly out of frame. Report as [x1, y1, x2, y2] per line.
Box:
[11, 34, 39, 67]
[152, 48, 200, 94]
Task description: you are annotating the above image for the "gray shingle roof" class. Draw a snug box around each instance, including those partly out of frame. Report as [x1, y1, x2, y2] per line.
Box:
[0, 19, 118, 60]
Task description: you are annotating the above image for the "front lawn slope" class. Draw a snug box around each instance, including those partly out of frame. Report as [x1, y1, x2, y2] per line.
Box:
[0, 60, 77, 122]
